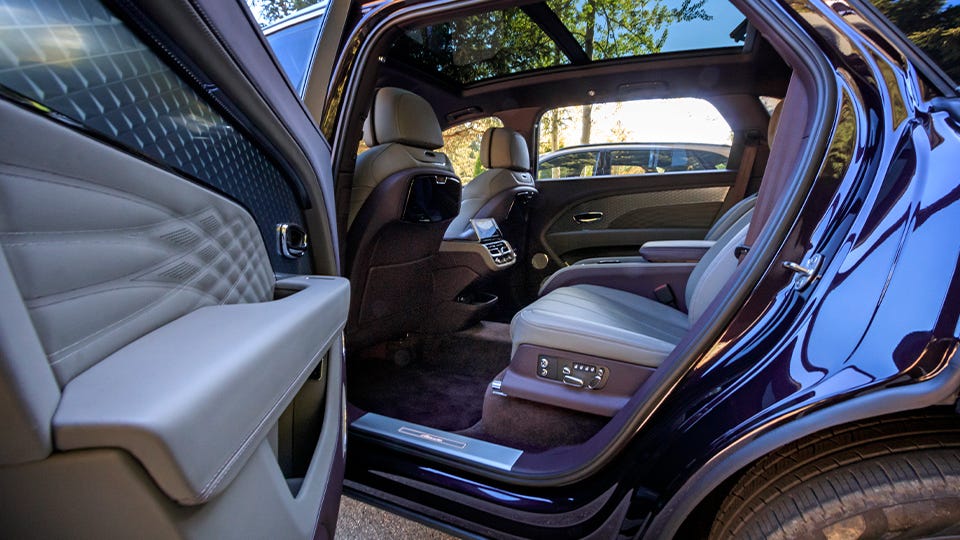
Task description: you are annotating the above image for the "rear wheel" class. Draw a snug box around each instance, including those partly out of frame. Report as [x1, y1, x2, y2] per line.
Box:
[710, 413, 960, 540]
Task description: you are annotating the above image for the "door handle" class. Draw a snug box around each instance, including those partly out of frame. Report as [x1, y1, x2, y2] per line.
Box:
[573, 212, 604, 224]
[277, 223, 308, 259]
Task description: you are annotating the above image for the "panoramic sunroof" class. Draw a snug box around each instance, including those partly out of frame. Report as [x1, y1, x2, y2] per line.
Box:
[389, 0, 745, 85]
[547, 0, 745, 60]
[391, 7, 569, 85]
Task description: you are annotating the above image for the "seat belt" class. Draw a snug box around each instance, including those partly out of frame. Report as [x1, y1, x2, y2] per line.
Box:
[718, 130, 761, 215]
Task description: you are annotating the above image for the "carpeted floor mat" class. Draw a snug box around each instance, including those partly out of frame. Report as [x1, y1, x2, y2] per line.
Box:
[346, 321, 512, 432]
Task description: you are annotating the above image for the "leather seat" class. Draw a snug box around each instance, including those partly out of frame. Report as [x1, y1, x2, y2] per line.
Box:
[512, 206, 752, 368]
[345, 87, 462, 348]
[511, 93, 792, 369]
[445, 127, 537, 239]
[566, 194, 755, 269]
[348, 87, 456, 227]
[704, 193, 757, 240]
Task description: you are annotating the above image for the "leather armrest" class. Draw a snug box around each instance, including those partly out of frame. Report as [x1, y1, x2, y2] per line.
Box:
[573, 255, 648, 265]
[538, 262, 696, 309]
[53, 276, 350, 505]
[637, 240, 715, 263]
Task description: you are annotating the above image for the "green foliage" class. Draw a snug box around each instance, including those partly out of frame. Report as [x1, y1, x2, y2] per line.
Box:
[442, 117, 504, 183]
[547, 0, 711, 60]
[248, 0, 315, 25]
[391, 0, 711, 84]
[472, 154, 484, 178]
[871, 0, 960, 82]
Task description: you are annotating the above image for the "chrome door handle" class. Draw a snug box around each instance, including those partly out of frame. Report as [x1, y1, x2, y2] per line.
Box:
[573, 212, 604, 224]
[277, 223, 308, 259]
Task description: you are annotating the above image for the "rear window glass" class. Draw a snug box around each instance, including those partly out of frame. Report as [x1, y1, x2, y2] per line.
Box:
[868, 0, 960, 83]
[537, 98, 732, 179]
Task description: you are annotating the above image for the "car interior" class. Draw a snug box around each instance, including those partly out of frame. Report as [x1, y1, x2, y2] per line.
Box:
[336, 0, 811, 470]
[0, 0, 826, 535]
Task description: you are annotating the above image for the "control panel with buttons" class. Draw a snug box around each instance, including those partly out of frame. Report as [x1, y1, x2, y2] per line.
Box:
[483, 240, 516, 266]
[536, 355, 609, 390]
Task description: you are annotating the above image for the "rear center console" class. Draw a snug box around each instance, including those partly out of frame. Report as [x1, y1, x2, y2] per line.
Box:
[477, 237, 517, 268]
[427, 218, 517, 332]
[460, 217, 517, 270]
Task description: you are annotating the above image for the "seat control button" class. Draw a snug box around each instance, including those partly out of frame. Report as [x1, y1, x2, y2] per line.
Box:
[562, 375, 584, 388]
[588, 376, 603, 390]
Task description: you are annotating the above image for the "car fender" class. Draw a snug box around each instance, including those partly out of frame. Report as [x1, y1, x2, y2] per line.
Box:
[643, 359, 960, 540]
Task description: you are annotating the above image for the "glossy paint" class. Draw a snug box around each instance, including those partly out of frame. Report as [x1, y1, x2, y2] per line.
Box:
[330, 0, 960, 537]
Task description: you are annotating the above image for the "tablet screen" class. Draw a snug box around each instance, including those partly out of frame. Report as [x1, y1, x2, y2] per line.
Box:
[470, 218, 502, 241]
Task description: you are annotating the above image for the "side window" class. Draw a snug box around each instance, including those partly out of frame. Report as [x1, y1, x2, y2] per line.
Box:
[441, 117, 503, 184]
[0, 0, 310, 273]
[264, 16, 324, 96]
[609, 150, 655, 175]
[538, 151, 598, 179]
[537, 98, 733, 179]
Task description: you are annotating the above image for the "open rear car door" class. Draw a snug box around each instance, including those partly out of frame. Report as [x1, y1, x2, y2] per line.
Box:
[0, 0, 353, 538]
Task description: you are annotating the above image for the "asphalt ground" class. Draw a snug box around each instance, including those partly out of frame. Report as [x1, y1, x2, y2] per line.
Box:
[335, 496, 456, 539]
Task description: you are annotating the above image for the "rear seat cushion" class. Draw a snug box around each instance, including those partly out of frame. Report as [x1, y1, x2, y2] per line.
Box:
[510, 284, 690, 368]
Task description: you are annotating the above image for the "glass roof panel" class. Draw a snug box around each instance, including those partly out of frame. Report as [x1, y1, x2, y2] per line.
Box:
[389, 1, 746, 85]
[546, 0, 745, 60]
[390, 7, 570, 84]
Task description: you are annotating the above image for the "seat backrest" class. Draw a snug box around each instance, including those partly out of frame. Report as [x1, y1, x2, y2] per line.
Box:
[444, 127, 537, 239]
[345, 88, 461, 347]
[685, 209, 753, 324]
[348, 87, 455, 228]
[705, 193, 758, 241]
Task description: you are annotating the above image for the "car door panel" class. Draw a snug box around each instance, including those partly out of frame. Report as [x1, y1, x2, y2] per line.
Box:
[0, 0, 351, 537]
[533, 170, 736, 263]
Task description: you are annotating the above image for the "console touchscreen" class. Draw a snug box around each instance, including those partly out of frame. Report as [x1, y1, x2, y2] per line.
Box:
[470, 218, 502, 242]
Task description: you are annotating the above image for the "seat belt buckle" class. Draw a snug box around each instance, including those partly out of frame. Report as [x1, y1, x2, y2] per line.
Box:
[653, 284, 678, 308]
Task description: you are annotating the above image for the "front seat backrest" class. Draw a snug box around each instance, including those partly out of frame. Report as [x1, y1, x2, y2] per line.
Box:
[348, 87, 454, 227]
[346, 88, 461, 348]
[444, 127, 537, 239]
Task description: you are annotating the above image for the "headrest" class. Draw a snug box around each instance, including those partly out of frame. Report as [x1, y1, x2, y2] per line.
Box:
[362, 87, 444, 149]
[480, 127, 530, 171]
[768, 101, 783, 148]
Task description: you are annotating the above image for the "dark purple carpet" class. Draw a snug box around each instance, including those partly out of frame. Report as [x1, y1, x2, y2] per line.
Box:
[346, 322, 512, 432]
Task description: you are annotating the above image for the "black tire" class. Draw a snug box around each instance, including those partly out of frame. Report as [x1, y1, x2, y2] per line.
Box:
[710, 413, 960, 540]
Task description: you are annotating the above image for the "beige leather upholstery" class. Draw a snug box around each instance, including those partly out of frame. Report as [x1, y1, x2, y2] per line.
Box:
[511, 210, 752, 367]
[510, 81, 801, 373]
[445, 127, 536, 239]
[362, 87, 444, 149]
[350, 88, 453, 227]
[481, 127, 530, 171]
[512, 284, 690, 368]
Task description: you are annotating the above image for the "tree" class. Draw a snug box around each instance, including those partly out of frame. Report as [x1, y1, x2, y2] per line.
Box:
[441, 117, 503, 183]
[248, 0, 315, 25]
[545, 0, 712, 143]
[871, 0, 960, 83]
[540, 108, 573, 154]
